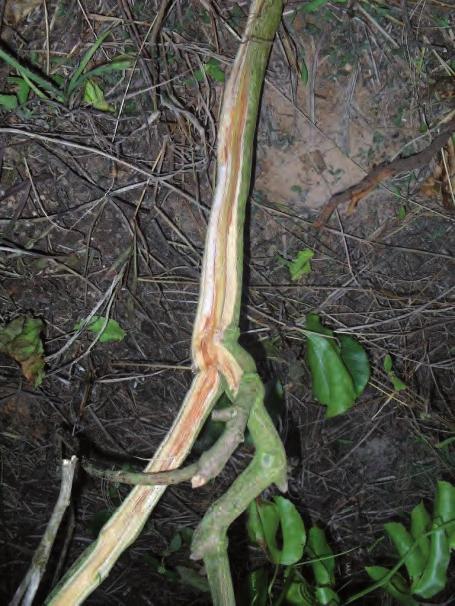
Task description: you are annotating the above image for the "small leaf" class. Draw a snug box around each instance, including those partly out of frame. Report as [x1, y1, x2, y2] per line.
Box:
[338, 335, 370, 397]
[365, 566, 419, 605]
[397, 205, 407, 220]
[0, 94, 18, 110]
[288, 249, 314, 280]
[300, 58, 309, 85]
[83, 79, 114, 112]
[306, 526, 335, 587]
[74, 316, 126, 343]
[302, 0, 330, 12]
[8, 76, 31, 105]
[0, 316, 45, 385]
[68, 28, 111, 94]
[384, 354, 393, 373]
[204, 58, 225, 82]
[383, 354, 407, 391]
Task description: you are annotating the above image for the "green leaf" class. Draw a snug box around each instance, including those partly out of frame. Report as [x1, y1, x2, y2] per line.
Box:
[411, 524, 450, 598]
[397, 205, 407, 220]
[68, 28, 111, 94]
[365, 566, 418, 605]
[285, 577, 315, 606]
[383, 354, 407, 391]
[75, 56, 133, 88]
[204, 58, 225, 82]
[8, 76, 31, 105]
[274, 496, 306, 565]
[306, 526, 335, 587]
[434, 480, 455, 549]
[0, 47, 63, 100]
[302, 0, 330, 12]
[247, 568, 269, 606]
[338, 335, 370, 397]
[0, 316, 45, 386]
[83, 79, 114, 112]
[74, 316, 126, 343]
[247, 497, 306, 565]
[0, 94, 18, 110]
[315, 586, 340, 605]
[305, 314, 356, 418]
[288, 249, 314, 280]
[246, 499, 279, 555]
[384, 522, 425, 582]
[410, 501, 432, 560]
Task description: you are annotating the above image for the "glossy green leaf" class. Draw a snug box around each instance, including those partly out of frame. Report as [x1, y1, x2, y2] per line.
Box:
[68, 28, 111, 94]
[305, 314, 356, 418]
[247, 568, 269, 606]
[0, 316, 45, 385]
[315, 586, 340, 605]
[306, 526, 335, 587]
[434, 480, 455, 549]
[411, 524, 450, 598]
[74, 316, 126, 343]
[338, 335, 370, 397]
[83, 79, 114, 112]
[383, 354, 407, 391]
[274, 496, 306, 565]
[0, 93, 18, 110]
[365, 566, 418, 605]
[410, 501, 431, 559]
[288, 249, 314, 280]
[384, 522, 425, 582]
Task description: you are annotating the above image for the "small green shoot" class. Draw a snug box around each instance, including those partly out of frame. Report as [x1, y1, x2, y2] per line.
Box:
[193, 58, 225, 83]
[286, 249, 314, 281]
[0, 28, 132, 112]
[74, 316, 126, 343]
[383, 354, 407, 391]
[0, 316, 45, 386]
[83, 79, 114, 112]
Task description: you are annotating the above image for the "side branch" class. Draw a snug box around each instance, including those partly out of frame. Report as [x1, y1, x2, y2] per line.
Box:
[315, 117, 455, 228]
